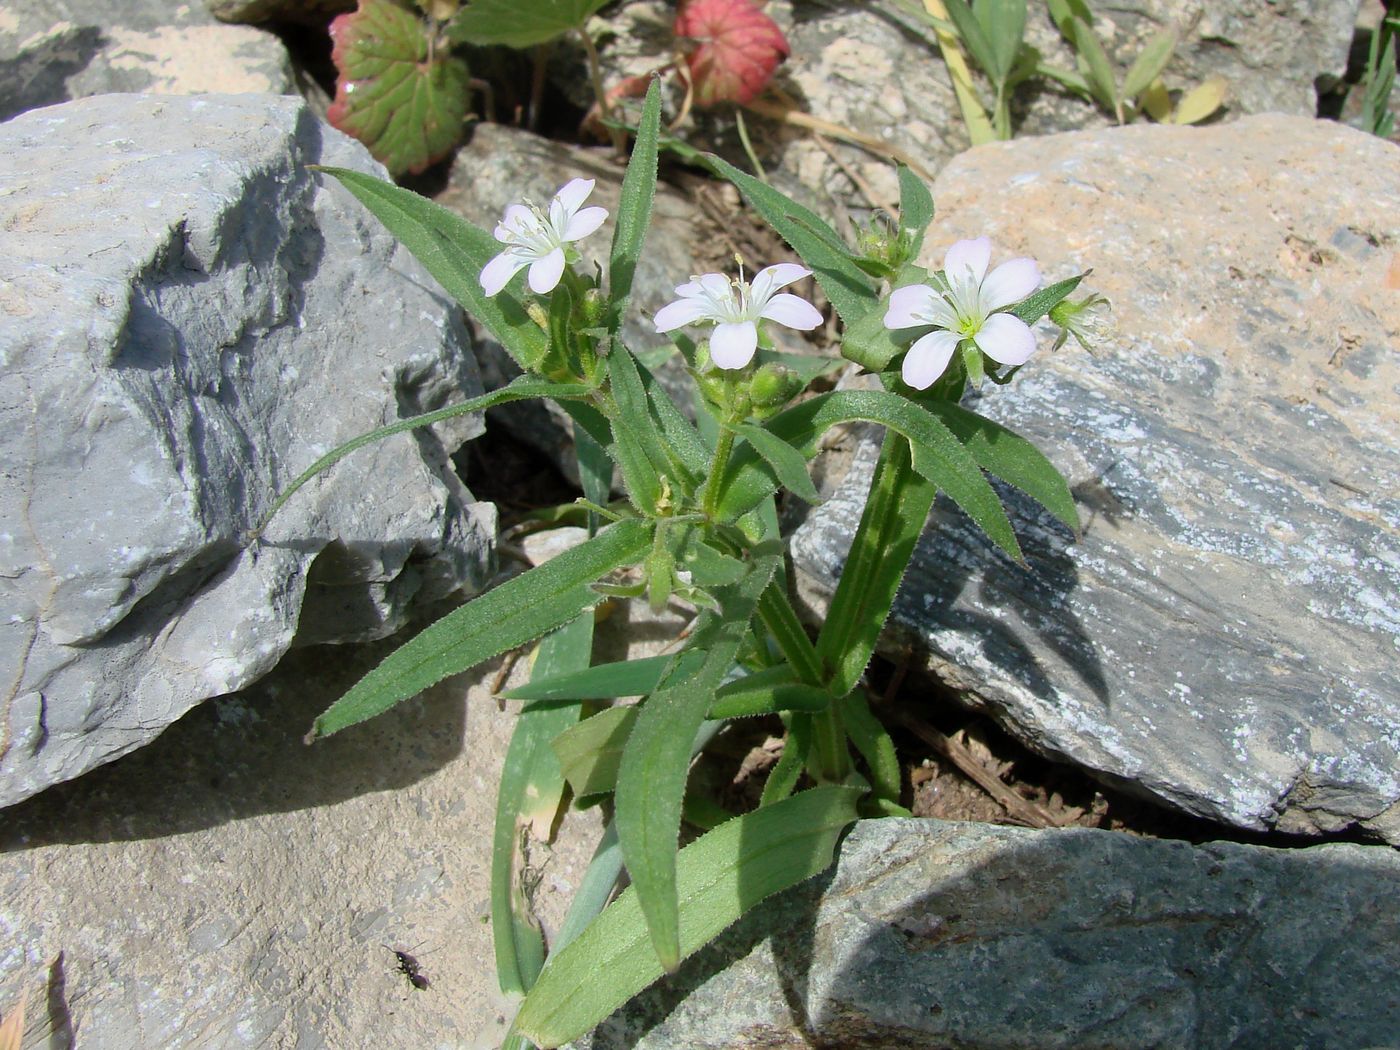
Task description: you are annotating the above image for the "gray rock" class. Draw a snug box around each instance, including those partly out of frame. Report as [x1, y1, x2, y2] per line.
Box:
[206, 0, 353, 25]
[582, 818, 1400, 1049]
[793, 114, 1400, 842]
[0, 0, 293, 123]
[0, 93, 495, 809]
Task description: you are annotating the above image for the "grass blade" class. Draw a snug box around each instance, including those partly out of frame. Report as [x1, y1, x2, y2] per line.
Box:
[1123, 26, 1178, 101]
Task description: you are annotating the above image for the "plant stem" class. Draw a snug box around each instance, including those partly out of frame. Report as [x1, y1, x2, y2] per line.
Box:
[733, 108, 768, 182]
[757, 585, 824, 684]
[701, 425, 736, 521]
[578, 26, 625, 154]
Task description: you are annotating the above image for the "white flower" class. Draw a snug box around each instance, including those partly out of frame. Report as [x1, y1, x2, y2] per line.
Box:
[883, 237, 1041, 390]
[479, 178, 608, 296]
[653, 263, 824, 370]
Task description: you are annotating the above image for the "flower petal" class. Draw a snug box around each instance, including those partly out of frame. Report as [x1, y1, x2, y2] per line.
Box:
[654, 297, 713, 332]
[973, 313, 1037, 365]
[901, 329, 961, 390]
[750, 262, 811, 301]
[760, 292, 823, 330]
[527, 247, 567, 294]
[554, 177, 595, 214]
[884, 284, 939, 329]
[696, 272, 732, 300]
[495, 204, 533, 242]
[480, 251, 527, 295]
[710, 321, 758, 369]
[563, 205, 608, 242]
[978, 257, 1040, 313]
[943, 236, 992, 284]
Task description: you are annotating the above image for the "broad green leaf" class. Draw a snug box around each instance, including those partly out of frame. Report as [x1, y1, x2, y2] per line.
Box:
[734, 424, 821, 505]
[514, 785, 864, 1047]
[896, 166, 935, 246]
[942, 0, 1000, 80]
[709, 667, 833, 719]
[1009, 272, 1084, 326]
[815, 433, 937, 697]
[973, 0, 1027, 83]
[1122, 26, 1178, 101]
[1045, 0, 1093, 41]
[256, 375, 590, 537]
[307, 519, 652, 739]
[679, 535, 748, 588]
[1171, 75, 1227, 125]
[492, 614, 592, 996]
[705, 155, 877, 324]
[1072, 15, 1121, 117]
[327, 0, 471, 176]
[448, 0, 610, 47]
[316, 167, 550, 371]
[504, 654, 688, 702]
[614, 556, 780, 971]
[551, 704, 636, 799]
[925, 401, 1078, 531]
[608, 79, 661, 332]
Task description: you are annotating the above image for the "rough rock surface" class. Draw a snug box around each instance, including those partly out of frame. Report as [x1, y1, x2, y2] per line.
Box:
[0, 93, 495, 809]
[793, 114, 1400, 842]
[0, 0, 293, 123]
[581, 818, 1400, 1049]
[577, 0, 1360, 213]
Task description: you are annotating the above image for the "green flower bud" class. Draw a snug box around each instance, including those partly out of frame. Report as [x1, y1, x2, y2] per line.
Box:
[1049, 293, 1113, 354]
[749, 363, 803, 415]
[579, 288, 608, 328]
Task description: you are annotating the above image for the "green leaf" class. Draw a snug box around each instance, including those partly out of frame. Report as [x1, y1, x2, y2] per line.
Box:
[447, 0, 610, 47]
[1071, 15, 1121, 117]
[896, 166, 935, 245]
[1170, 75, 1227, 125]
[492, 614, 593, 996]
[836, 691, 901, 805]
[504, 654, 677, 702]
[758, 713, 813, 805]
[636, 357, 709, 486]
[704, 155, 877, 324]
[755, 347, 845, 387]
[842, 264, 929, 372]
[575, 418, 612, 535]
[1361, 27, 1397, 137]
[608, 78, 661, 332]
[1044, 0, 1093, 41]
[709, 666, 833, 719]
[307, 518, 652, 739]
[1009, 272, 1084, 326]
[734, 423, 821, 505]
[315, 167, 550, 371]
[513, 785, 864, 1046]
[614, 557, 780, 971]
[925, 401, 1078, 531]
[256, 375, 590, 537]
[327, 0, 471, 176]
[973, 0, 1028, 83]
[606, 348, 675, 513]
[942, 0, 1000, 80]
[1122, 26, 1178, 101]
[551, 704, 637, 799]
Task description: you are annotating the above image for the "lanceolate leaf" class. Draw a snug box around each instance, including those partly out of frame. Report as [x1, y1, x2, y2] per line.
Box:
[734, 424, 821, 505]
[448, 0, 611, 47]
[705, 155, 877, 324]
[513, 785, 863, 1047]
[328, 0, 471, 176]
[307, 519, 652, 739]
[897, 165, 934, 249]
[608, 79, 662, 333]
[316, 167, 550, 371]
[1122, 26, 1178, 101]
[1010, 272, 1084, 326]
[614, 556, 780, 972]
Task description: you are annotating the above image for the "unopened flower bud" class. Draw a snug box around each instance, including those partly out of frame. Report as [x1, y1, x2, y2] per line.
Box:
[579, 288, 608, 328]
[1050, 293, 1113, 354]
[749, 363, 802, 410]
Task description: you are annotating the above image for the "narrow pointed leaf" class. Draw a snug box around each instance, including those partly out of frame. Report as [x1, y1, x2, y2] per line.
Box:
[315, 166, 551, 371]
[504, 654, 677, 702]
[1122, 26, 1178, 101]
[614, 556, 779, 971]
[897, 165, 934, 246]
[1009, 272, 1084, 326]
[514, 785, 863, 1047]
[448, 0, 611, 47]
[973, 0, 1027, 82]
[734, 423, 821, 505]
[551, 704, 637, 799]
[709, 666, 832, 719]
[1072, 16, 1120, 115]
[941, 0, 999, 79]
[837, 690, 901, 804]
[307, 518, 652, 739]
[606, 348, 672, 512]
[608, 79, 662, 331]
[759, 713, 813, 805]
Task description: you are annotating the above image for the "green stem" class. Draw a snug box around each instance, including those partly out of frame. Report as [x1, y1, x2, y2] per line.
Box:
[757, 584, 824, 686]
[701, 425, 736, 520]
[734, 108, 768, 182]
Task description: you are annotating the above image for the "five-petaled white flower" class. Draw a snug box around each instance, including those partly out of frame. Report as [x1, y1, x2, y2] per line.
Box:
[883, 237, 1041, 390]
[480, 178, 609, 296]
[653, 263, 823, 370]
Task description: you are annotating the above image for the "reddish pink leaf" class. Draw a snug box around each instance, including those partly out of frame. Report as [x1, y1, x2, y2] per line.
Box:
[674, 0, 790, 108]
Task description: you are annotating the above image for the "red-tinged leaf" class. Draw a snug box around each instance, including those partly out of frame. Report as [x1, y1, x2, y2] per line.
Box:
[327, 0, 471, 176]
[674, 0, 790, 107]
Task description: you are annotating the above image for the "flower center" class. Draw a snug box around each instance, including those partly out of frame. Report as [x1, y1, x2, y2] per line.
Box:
[503, 201, 560, 254]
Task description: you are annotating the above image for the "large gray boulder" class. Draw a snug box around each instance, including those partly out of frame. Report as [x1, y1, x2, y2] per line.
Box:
[0, 0, 293, 123]
[794, 114, 1400, 842]
[583, 818, 1400, 1049]
[0, 93, 495, 809]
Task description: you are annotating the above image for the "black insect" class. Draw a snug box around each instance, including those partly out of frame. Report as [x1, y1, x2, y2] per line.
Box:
[386, 946, 430, 991]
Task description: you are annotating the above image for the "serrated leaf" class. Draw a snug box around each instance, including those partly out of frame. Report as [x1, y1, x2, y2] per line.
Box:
[307, 519, 652, 739]
[674, 0, 791, 106]
[315, 167, 550, 371]
[448, 0, 610, 47]
[1171, 75, 1227, 124]
[734, 423, 821, 505]
[608, 79, 661, 332]
[705, 155, 877, 324]
[1123, 26, 1178, 101]
[328, 0, 471, 176]
[614, 556, 779, 971]
[514, 785, 863, 1047]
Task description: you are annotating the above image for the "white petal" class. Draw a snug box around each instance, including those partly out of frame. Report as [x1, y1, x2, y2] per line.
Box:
[563, 205, 608, 242]
[654, 297, 713, 332]
[884, 284, 939, 329]
[751, 262, 811, 301]
[760, 293, 823, 330]
[696, 273, 732, 299]
[978, 257, 1040, 313]
[710, 321, 758, 369]
[527, 247, 567, 294]
[674, 280, 705, 297]
[901, 329, 962, 390]
[495, 204, 533, 241]
[554, 177, 595, 214]
[480, 251, 527, 295]
[943, 237, 992, 284]
[974, 313, 1037, 365]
